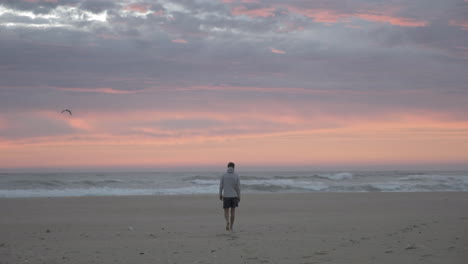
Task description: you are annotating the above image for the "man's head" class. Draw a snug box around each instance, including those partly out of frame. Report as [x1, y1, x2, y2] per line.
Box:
[227, 162, 235, 168]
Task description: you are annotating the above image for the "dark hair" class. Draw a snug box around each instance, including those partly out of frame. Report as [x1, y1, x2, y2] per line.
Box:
[227, 162, 235, 168]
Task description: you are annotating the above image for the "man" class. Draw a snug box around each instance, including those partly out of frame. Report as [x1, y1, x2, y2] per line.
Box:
[219, 162, 241, 231]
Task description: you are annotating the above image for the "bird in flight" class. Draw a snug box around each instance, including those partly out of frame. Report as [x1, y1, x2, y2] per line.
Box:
[61, 109, 72, 115]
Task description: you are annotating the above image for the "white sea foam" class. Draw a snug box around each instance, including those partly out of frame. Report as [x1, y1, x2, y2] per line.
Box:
[190, 179, 218, 185]
[153, 185, 219, 195]
[0, 185, 221, 198]
[191, 178, 329, 192]
[0, 188, 155, 198]
[242, 179, 328, 191]
[0, 171, 467, 198]
[316, 172, 353, 180]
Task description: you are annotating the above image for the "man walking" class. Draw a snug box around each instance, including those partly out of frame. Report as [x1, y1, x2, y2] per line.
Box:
[219, 162, 241, 231]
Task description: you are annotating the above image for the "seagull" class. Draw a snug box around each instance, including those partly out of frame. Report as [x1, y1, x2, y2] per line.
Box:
[61, 109, 72, 115]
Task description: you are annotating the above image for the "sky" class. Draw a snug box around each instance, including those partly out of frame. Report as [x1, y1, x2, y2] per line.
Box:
[0, 0, 467, 171]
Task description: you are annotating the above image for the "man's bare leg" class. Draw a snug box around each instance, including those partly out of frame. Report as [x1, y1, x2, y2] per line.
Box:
[230, 208, 235, 231]
[224, 208, 230, 230]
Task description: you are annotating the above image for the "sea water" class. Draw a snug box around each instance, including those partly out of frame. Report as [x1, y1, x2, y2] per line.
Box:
[0, 171, 467, 198]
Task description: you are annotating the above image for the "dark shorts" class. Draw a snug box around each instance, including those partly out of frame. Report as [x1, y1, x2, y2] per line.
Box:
[223, 197, 239, 209]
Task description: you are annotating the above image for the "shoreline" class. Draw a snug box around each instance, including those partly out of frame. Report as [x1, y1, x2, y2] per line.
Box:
[1, 192, 467, 263]
[1, 190, 467, 199]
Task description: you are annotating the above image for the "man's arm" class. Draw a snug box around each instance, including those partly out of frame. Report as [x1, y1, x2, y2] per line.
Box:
[219, 176, 224, 200]
[236, 176, 241, 202]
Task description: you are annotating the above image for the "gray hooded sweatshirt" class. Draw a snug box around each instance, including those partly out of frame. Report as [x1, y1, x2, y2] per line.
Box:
[219, 167, 241, 199]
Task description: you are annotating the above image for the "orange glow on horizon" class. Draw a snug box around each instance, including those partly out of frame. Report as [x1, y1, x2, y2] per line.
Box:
[1, 109, 467, 169]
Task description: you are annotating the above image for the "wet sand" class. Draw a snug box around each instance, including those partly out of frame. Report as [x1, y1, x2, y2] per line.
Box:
[1, 192, 467, 264]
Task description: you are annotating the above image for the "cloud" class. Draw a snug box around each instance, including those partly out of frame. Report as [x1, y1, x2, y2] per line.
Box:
[270, 48, 286, 54]
[231, 6, 276, 17]
[80, 0, 117, 14]
[124, 3, 150, 13]
[355, 13, 428, 27]
[285, 6, 428, 27]
[21, 0, 58, 3]
[1, 0, 467, 168]
[172, 38, 187, 43]
[55, 87, 143, 94]
[449, 19, 468, 30]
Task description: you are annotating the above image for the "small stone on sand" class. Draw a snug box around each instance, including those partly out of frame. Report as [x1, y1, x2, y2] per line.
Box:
[405, 244, 417, 250]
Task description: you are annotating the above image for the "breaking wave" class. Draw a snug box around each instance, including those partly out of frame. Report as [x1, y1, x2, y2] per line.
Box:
[0, 171, 467, 198]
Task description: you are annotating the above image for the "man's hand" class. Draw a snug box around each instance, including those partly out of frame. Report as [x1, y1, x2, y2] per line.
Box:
[219, 195, 223, 201]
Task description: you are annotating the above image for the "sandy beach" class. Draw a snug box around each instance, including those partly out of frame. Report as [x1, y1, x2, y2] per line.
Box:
[1, 192, 467, 264]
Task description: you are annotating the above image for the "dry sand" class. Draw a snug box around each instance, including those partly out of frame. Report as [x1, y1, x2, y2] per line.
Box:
[1, 192, 467, 264]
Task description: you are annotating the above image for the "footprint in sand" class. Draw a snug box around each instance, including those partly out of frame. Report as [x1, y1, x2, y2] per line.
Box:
[314, 251, 328, 256]
[420, 254, 433, 259]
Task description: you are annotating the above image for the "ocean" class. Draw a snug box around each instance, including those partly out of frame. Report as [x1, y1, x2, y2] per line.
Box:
[0, 170, 467, 198]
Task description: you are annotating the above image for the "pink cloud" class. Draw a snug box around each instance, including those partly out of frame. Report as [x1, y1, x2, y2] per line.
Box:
[222, 0, 260, 3]
[2, 109, 467, 168]
[355, 13, 428, 27]
[37, 110, 94, 132]
[286, 7, 348, 23]
[449, 19, 468, 30]
[232, 6, 276, 18]
[153, 10, 165, 16]
[2, 105, 468, 169]
[171, 85, 347, 95]
[97, 34, 120, 40]
[172, 39, 188, 44]
[455, 46, 468, 57]
[277, 22, 305, 32]
[271, 48, 286, 54]
[56, 87, 141, 94]
[67, 118, 93, 131]
[285, 6, 427, 27]
[21, 0, 58, 2]
[345, 24, 361, 29]
[0, 117, 7, 130]
[124, 3, 150, 13]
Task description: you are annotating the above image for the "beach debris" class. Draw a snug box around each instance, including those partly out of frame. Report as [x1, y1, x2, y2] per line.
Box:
[149, 233, 157, 238]
[139, 252, 145, 255]
[405, 244, 417, 250]
[45, 229, 51, 233]
[211, 250, 216, 253]
[315, 251, 328, 255]
[385, 250, 393, 254]
[128, 226, 134, 231]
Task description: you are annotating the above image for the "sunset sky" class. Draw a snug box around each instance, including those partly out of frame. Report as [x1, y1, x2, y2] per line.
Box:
[1, 0, 467, 170]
